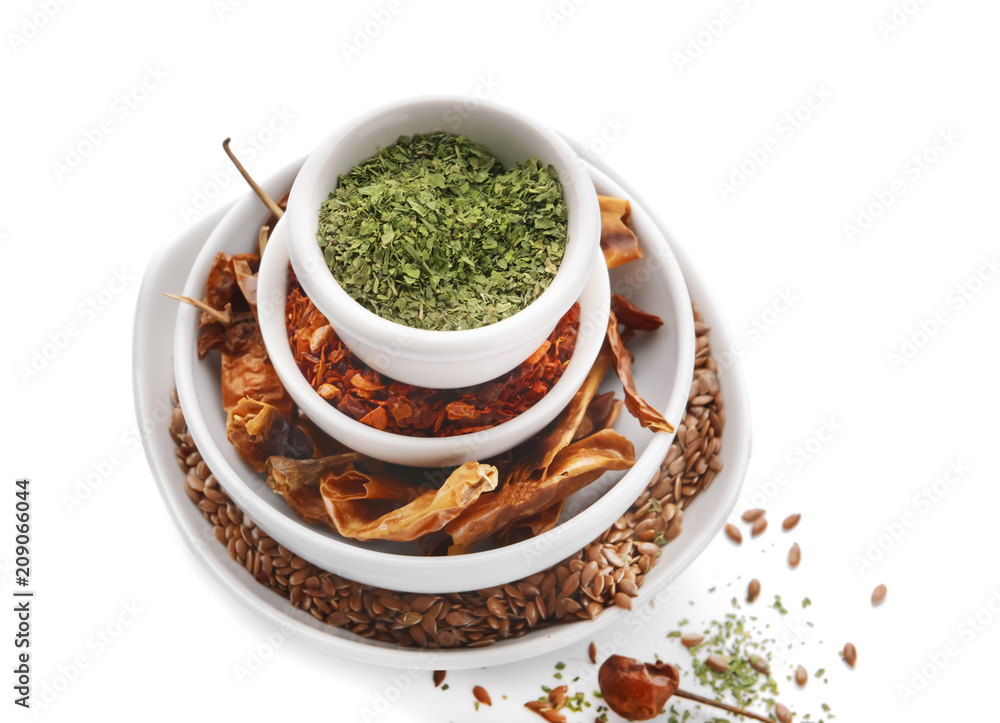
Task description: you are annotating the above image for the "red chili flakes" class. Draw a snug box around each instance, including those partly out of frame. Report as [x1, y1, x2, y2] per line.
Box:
[285, 275, 580, 437]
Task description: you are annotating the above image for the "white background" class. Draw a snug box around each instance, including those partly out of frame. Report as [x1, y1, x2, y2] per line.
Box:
[3, 0, 999, 721]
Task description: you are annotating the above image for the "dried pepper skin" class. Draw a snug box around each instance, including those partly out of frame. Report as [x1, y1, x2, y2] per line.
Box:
[197, 251, 260, 359]
[444, 348, 634, 553]
[226, 397, 313, 473]
[286, 275, 581, 437]
[598, 195, 643, 269]
[606, 311, 675, 435]
[265, 455, 498, 542]
[197, 249, 293, 417]
[611, 293, 664, 331]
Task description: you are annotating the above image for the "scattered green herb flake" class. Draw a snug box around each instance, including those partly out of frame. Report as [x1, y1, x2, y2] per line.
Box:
[565, 691, 588, 713]
[677, 614, 786, 711]
[553, 673, 562, 679]
[815, 668, 825, 678]
[441, 684, 449, 691]
[316, 132, 568, 331]
[555, 661, 566, 670]
[773, 596, 789, 615]
[802, 597, 813, 608]
[668, 631, 682, 638]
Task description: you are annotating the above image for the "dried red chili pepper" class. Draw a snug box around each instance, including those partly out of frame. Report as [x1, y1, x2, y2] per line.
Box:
[598, 655, 680, 721]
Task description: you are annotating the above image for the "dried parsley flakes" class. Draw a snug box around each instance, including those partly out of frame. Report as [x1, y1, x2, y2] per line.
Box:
[317, 132, 568, 331]
[682, 617, 780, 710]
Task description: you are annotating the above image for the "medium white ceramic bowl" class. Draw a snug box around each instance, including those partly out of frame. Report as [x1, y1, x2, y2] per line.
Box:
[284, 96, 601, 389]
[257, 218, 610, 467]
[169, 155, 694, 595]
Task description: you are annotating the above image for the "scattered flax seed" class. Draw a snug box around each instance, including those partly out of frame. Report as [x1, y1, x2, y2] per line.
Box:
[588, 641, 597, 664]
[782, 514, 801, 531]
[706, 653, 730, 672]
[548, 685, 569, 708]
[872, 584, 888, 606]
[473, 685, 492, 706]
[751, 517, 768, 538]
[680, 615, 781, 710]
[741, 508, 766, 523]
[433, 670, 446, 687]
[748, 654, 770, 676]
[681, 632, 705, 648]
[788, 543, 801, 568]
[725, 523, 743, 545]
[843, 642, 858, 668]
[775, 702, 793, 723]
[747, 578, 761, 603]
[795, 665, 808, 687]
[525, 700, 567, 723]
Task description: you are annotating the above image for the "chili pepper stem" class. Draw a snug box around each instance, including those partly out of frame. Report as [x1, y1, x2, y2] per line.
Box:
[672, 688, 773, 723]
[222, 138, 284, 219]
[163, 293, 231, 325]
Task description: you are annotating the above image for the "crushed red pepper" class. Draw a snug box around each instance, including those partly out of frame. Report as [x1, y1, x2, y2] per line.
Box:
[286, 276, 581, 437]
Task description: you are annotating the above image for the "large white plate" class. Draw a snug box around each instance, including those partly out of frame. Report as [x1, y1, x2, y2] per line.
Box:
[133, 150, 751, 669]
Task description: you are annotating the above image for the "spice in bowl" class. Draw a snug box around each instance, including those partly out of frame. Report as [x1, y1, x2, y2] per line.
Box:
[316, 132, 569, 331]
[285, 274, 581, 436]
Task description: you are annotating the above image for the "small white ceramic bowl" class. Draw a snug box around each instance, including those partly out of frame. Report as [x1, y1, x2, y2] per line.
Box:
[284, 96, 601, 389]
[258, 217, 610, 467]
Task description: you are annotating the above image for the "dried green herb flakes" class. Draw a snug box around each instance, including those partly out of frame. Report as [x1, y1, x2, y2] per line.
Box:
[317, 132, 568, 331]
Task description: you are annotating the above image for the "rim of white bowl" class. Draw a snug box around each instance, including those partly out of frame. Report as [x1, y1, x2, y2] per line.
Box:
[172, 155, 694, 594]
[285, 95, 601, 361]
[257, 216, 610, 466]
